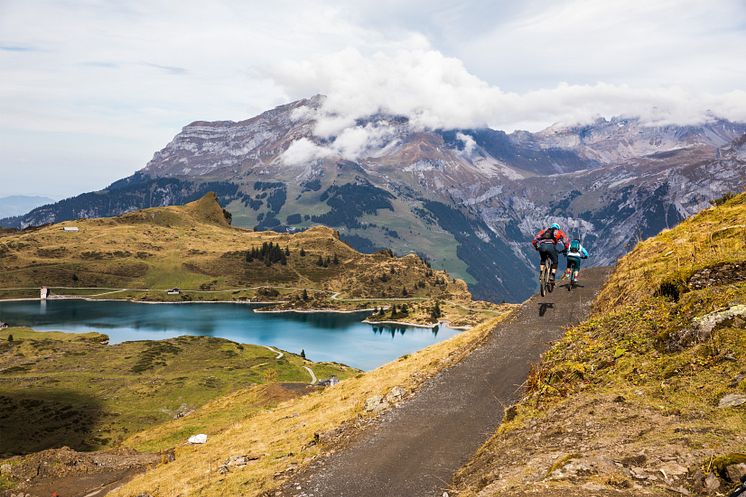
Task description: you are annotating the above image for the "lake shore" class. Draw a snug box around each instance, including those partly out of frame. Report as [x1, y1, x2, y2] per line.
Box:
[0, 296, 285, 305]
[253, 306, 374, 315]
[362, 318, 438, 329]
[0, 296, 476, 330]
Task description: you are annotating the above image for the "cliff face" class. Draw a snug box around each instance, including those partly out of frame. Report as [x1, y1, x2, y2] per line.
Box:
[4, 96, 745, 302]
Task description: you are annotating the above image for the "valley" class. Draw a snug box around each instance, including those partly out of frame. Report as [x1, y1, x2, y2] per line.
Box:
[98, 192, 743, 497]
[3, 4, 745, 497]
[0, 191, 743, 497]
[3, 97, 744, 302]
[0, 195, 504, 495]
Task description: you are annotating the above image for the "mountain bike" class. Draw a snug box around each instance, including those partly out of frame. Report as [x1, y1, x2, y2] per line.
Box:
[539, 264, 553, 297]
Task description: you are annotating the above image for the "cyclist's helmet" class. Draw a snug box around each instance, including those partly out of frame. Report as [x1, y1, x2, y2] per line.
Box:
[550, 223, 561, 230]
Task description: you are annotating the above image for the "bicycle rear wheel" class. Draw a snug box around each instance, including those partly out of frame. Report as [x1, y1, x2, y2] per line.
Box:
[540, 266, 547, 297]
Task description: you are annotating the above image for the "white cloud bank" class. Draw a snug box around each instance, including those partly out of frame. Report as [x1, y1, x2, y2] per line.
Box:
[274, 47, 746, 136]
[273, 45, 746, 164]
[1, 0, 745, 195]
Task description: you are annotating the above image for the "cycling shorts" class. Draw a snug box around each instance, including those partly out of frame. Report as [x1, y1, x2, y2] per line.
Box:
[538, 244, 559, 268]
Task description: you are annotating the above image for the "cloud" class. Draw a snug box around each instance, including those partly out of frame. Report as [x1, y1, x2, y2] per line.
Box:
[274, 47, 746, 135]
[280, 121, 398, 165]
[456, 132, 476, 155]
[141, 63, 188, 75]
[280, 137, 333, 165]
[0, 44, 40, 52]
[1, 0, 745, 196]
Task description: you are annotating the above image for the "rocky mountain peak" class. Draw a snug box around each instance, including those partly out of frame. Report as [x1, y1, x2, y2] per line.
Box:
[4, 96, 745, 303]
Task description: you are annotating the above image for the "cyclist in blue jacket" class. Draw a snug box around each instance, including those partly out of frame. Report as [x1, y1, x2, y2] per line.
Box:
[562, 238, 589, 285]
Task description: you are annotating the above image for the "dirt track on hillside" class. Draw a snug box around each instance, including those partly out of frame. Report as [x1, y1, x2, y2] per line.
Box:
[281, 267, 612, 497]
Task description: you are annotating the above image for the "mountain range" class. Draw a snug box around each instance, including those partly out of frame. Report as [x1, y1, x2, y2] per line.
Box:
[3, 95, 745, 302]
[0, 195, 55, 219]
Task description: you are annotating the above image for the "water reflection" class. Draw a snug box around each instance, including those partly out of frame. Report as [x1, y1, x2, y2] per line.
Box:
[0, 300, 460, 371]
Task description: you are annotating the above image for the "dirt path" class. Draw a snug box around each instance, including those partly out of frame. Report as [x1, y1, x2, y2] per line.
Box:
[281, 267, 612, 497]
[304, 365, 318, 385]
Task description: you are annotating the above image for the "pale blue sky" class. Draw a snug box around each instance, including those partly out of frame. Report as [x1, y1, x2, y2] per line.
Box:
[1, 0, 745, 198]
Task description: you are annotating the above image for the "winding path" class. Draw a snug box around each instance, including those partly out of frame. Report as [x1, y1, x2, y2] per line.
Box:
[263, 345, 284, 359]
[303, 366, 318, 385]
[281, 267, 612, 497]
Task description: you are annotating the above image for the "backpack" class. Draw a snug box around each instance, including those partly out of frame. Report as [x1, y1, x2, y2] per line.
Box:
[570, 239, 581, 252]
[540, 228, 556, 241]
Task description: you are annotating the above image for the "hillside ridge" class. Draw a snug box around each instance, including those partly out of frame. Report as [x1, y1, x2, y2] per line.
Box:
[0, 192, 470, 306]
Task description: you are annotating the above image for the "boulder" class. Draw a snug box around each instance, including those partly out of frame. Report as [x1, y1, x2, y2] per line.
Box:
[718, 393, 746, 408]
[658, 461, 688, 482]
[549, 459, 597, 480]
[225, 454, 259, 467]
[187, 433, 208, 444]
[665, 304, 746, 352]
[384, 386, 406, 404]
[730, 372, 746, 388]
[174, 403, 194, 419]
[726, 463, 746, 482]
[364, 395, 388, 413]
[704, 473, 721, 492]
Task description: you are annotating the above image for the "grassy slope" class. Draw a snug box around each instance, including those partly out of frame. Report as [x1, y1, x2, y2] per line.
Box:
[0, 193, 469, 303]
[109, 309, 512, 497]
[0, 327, 355, 456]
[454, 193, 746, 496]
[227, 183, 474, 285]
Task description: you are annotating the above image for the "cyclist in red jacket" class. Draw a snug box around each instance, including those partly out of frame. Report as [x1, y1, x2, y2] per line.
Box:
[532, 223, 569, 284]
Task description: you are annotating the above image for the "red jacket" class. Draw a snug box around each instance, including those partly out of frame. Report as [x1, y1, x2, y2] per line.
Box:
[532, 227, 569, 251]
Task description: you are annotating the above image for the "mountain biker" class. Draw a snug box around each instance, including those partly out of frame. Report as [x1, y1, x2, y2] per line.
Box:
[562, 238, 589, 283]
[532, 223, 569, 284]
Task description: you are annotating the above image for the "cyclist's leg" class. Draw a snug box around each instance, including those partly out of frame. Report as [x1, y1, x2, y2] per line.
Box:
[548, 246, 559, 281]
[573, 258, 581, 281]
[562, 255, 572, 279]
[538, 247, 549, 277]
[566, 257, 579, 282]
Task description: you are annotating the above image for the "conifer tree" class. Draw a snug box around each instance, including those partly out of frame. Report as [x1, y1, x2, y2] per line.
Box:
[431, 301, 442, 320]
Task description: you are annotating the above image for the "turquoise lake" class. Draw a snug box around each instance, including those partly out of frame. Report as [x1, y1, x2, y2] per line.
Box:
[0, 300, 460, 370]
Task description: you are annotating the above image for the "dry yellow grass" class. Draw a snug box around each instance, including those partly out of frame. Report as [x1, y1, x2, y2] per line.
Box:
[596, 191, 746, 308]
[111, 311, 511, 496]
[0, 193, 469, 302]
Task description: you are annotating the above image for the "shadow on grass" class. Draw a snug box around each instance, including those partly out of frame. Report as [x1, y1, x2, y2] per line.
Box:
[0, 391, 103, 456]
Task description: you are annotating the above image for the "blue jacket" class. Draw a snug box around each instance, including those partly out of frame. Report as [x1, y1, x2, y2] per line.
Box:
[566, 244, 589, 259]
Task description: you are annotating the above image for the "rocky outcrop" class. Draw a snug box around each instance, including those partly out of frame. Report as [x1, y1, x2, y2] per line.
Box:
[664, 304, 746, 352]
[689, 261, 746, 290]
